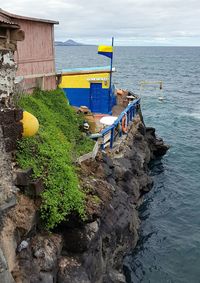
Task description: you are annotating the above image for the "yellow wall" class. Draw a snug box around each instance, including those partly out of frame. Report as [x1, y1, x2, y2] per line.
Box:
[59, 72, 110, 89]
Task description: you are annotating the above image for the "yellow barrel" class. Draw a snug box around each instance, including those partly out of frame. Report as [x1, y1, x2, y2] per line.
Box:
[21, 111, 39, 137]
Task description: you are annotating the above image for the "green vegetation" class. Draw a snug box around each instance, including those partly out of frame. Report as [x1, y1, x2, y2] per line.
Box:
[16, 89, 94, 229]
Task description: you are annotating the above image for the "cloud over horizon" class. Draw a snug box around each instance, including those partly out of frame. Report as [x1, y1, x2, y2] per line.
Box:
[1, 0, 200, 45]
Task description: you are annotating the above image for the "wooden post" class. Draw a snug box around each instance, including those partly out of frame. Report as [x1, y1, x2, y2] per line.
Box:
[6, 29, 10, 44]
[42, 76, 45, 90]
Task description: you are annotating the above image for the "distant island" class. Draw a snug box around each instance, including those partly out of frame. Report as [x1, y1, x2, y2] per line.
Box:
[55, 39, 95, 46]
[55, 39, 87, 46]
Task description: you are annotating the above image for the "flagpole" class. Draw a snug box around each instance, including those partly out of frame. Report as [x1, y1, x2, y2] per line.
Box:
[109, 37, 114, 111]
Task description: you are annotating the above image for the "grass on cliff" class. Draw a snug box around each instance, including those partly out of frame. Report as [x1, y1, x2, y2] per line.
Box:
[16, 89, 94, 230]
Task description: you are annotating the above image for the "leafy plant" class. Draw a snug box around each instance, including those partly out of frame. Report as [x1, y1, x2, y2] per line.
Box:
[16, 89, 94, 229]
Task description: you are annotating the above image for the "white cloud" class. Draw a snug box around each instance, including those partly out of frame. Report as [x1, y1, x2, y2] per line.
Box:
[1, 0, 200, 45]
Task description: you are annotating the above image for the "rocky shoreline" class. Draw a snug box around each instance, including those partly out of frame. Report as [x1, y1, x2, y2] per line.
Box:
[0, 116, 169, 283]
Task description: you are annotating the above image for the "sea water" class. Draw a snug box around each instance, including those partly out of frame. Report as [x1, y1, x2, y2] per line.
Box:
[55, 46, 200, 283]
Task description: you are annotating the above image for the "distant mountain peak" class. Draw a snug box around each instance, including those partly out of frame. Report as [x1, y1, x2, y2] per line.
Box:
[65, 39, 83, 45]
[55, 39, 84, 46]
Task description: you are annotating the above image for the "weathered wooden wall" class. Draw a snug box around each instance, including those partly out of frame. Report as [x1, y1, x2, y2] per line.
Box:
[14, 19, 56, 90]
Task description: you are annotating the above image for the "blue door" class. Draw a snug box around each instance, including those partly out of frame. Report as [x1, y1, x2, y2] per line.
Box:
[90, 83, 103, 113]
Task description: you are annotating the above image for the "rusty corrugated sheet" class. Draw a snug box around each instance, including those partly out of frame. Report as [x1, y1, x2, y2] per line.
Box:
[0, 13, 19, 27]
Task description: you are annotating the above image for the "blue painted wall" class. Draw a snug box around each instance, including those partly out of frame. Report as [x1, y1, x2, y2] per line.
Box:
[63, 87, 115, 114]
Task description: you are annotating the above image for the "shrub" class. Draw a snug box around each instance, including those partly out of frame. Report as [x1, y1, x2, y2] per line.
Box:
[17, 89, 94, 229]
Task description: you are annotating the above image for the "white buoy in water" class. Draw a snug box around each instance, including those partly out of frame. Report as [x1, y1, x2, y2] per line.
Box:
[158, 96, 165, 101]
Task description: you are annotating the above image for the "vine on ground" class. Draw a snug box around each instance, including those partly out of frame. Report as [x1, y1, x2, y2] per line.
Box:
[17, 89, 94, 229]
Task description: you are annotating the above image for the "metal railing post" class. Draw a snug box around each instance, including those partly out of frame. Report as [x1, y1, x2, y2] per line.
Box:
[101, 135, 105, 150]
[110, 128, 115, 148]
[98, 98, 140, 150]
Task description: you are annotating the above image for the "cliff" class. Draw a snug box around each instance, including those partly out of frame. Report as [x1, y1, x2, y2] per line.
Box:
[0, 113, 168, 283]
[56, 118, 168, 283]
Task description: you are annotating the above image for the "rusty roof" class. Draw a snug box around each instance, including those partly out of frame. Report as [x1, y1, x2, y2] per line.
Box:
[0, 13, 19, 28]
[0, 9, 59, 25]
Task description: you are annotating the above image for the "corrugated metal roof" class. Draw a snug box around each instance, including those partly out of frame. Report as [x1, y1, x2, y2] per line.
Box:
[0, 12, 19, 27]
[0, 9, 59, 25]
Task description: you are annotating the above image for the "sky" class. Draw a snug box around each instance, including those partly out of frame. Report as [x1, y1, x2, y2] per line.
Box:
[1, 0, 200, 46]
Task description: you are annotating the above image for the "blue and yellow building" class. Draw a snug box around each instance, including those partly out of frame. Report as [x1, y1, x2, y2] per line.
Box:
[59, 66, 116, 114]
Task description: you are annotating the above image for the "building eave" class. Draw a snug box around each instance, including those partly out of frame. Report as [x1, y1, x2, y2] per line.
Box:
[0, 9, 59, 25]
[0, 22, 20, 29]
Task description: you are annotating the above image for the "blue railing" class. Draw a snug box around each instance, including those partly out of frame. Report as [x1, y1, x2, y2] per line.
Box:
[99, 98, 141, 149]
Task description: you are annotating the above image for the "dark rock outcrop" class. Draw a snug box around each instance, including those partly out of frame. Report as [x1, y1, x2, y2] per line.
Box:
[54, 119, 169, 283]
[1, 117, 169, 283]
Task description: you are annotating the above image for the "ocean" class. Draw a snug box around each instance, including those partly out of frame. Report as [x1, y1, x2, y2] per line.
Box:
[55, 46, 200, 283]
